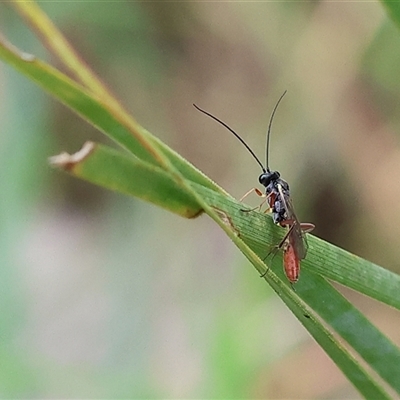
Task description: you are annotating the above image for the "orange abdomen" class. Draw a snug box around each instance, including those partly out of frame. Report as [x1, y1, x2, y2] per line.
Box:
[283, 244, 300, 283]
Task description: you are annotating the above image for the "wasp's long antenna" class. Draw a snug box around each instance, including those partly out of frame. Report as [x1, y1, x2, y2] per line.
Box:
[265, 90, 287, 172]
[193, 104, 266, 173]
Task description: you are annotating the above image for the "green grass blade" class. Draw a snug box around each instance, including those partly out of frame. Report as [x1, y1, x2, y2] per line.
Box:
[204, 183, 400, 310]
[196, 184, 398, 397]
[0, 37, 156, 165]
[49, 142, 202, 219]
[7, 0, 227, 198]
[12, 0, 117, 100]
[51, 143, 399, 396]
[3, 3, 400, 395]
[381, 0, 400, 30]
[305, 235, 400, 310]
[181, 185, 394, 398]
[0, 37, 223, 195]
[298, 271, 400, 394]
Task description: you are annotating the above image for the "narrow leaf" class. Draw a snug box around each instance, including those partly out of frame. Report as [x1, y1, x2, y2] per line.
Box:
[49, 142, 202, 219]
[381, 0, 400, 31]
[0, 37, 224, 196]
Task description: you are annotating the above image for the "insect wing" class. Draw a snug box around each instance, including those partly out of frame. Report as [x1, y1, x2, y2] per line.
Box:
[289, 225, 308, 260]
[277, 183, 308, 260]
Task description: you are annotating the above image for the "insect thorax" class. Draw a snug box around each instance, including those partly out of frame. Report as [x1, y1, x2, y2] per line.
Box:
[265, 177, 290, 225]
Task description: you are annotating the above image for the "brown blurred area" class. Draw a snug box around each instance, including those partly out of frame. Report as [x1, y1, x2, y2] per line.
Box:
[1, 1, 399, 398]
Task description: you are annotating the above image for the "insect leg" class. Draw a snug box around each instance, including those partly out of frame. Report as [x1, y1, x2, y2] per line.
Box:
[240, 187, 263, 202]
[260, 224, 295, 278]
[240, 188, 271, 213]
[299, 222, 315, 233]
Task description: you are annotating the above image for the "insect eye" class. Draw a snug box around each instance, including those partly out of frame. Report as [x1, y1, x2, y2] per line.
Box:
[259, 173, 272, 186]
[259, 171, 280, 186]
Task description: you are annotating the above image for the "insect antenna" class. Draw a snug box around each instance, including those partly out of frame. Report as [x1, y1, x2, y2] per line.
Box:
[193, 103, 265, 173]
[265, 90, 287, 172]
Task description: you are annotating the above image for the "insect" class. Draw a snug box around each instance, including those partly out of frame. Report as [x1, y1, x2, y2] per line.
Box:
[193, 92, 314, 283]
[279, 221, 314, 283]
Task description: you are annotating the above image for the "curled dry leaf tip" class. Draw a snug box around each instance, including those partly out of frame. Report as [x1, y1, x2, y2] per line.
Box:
[49, 141, 95, 171]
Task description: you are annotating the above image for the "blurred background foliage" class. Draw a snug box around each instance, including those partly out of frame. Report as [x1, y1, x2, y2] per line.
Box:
[1, 1, 400, 398]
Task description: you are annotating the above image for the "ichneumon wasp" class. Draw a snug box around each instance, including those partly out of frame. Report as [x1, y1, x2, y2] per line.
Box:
[194, 92, 314, 283]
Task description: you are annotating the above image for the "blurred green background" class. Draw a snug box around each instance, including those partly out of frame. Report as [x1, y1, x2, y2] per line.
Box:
[1, 2, 400, 398]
